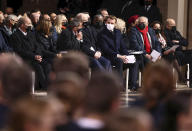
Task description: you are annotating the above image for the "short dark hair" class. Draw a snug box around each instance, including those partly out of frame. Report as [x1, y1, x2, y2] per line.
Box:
[105, 15, 117, 23]
[53, 51, 89, 83]
[84, 72, 121, 114]
[97, 8, 108, 14]
[2, 63, 32, 103]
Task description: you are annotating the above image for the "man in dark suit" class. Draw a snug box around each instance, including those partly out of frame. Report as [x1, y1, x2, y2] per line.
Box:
[57, 18, 83, 52]
[135, 0, 162, 24]
[98, 15, 132, 77]
[129, 16, 161, 89]
[164, 18, 192, 88]
[10, 16, 50, 90]
[80, 13, 111, 71]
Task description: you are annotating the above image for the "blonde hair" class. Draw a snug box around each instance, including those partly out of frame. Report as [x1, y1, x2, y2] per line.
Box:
[54, 14, 67, 34]
[115, 18, 126, 34]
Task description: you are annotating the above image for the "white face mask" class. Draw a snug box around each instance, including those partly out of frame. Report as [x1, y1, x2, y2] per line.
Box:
[106, 24, 115, 31]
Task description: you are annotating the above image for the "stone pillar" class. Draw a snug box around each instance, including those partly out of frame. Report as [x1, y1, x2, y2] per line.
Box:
[167, 0, 188, 37]
[188, 0, 192, 49]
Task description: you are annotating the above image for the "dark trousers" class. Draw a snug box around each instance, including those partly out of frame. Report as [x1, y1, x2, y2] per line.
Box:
[175, 50, 192, 86]
[89, 56, 112, 72]
[30, 60, 51, 90]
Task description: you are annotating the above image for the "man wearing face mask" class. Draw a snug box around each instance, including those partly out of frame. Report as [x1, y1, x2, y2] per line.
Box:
[135, 0, 162, 24]
[129, 16, 161, 82]
[57, 18, 83, 52]
[10, 16, 50, 90]
[164, 18, 192, 87]
[0, 14, 18, 51]
[76, 13, 111, 71]
[98, 15, 132, 77]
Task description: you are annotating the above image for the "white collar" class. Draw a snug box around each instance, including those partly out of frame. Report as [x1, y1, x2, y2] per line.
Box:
[19, 28, 27, 36]
[76, 117, 104, 129]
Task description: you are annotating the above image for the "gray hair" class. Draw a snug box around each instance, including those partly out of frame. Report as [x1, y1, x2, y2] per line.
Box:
[138, 16, 149, 24]
[17, 16, 27, 27]
[5, 14, 17, 23]
[69, 18, 81, 28]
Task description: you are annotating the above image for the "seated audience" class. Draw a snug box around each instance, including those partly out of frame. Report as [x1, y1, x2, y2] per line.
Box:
[0, 13, 4, 26]
[42, 14, 51, 21]
[30, 10, 41, 28]
[127, 15, 139, 34]
[10, 16, 50, 90]
[56, 18, 83, 52]
[67, 71, 121, 131]
[98, 15, 131, 77]
[49, 72, 85, 130]
[103, 109, 152, 131]
[97, 8, 109, 20]
[53, 14, 68, 43]
[129, 16, 162, 65]
[164, 18, 192, 86]
[0, 15, 18, 45]
[35, 19, 57, 64]
[7, 98, 55, 131]
[51, 51, 90, 85]
[0, 54, 32, 129]
[151, 21, 184, 81]
[50, 13, 57, 24]
[78, 13, 111, 71]
[132, 60, 176, 130]
[160, 91, 192, 131]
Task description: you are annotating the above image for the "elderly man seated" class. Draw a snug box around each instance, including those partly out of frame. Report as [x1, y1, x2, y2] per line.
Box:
[164, 18, 192, 87]
[128, 16, 162, 90]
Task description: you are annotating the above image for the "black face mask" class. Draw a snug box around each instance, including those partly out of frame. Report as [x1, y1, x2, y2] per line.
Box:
[171, 26, 176, 32]
[62, 21, 68, 26]
[138, 23, 145, 30]
[154, 29, 161, 34]
[94, 21, 103, 28]
[83, 18, 91, 27]
[145, 1, 152, 6]
[26, 26, 32, 32]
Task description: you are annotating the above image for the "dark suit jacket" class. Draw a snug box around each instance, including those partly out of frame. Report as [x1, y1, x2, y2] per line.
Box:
[82, 26, 103, 57]
[98, 28, 129, 59]
[10, 29, 42, 61]
[35, 32, 57, 59]
[164, 28, 188, 51]
[56, 28, 81, 52]
[0, 26, 14, 51]
[128, 27, 162, 55]
[136, 5, 162, 24]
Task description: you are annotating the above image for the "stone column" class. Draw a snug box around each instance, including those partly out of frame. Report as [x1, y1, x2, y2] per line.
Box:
[188, 0, 192, 49]
[167, 0, 188, 37]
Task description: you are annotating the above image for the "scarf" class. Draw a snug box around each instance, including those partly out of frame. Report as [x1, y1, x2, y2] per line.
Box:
[136, 26, 151, 53]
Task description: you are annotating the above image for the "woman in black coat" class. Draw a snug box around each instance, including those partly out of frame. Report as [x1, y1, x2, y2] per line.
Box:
[35, 20, 58, 63]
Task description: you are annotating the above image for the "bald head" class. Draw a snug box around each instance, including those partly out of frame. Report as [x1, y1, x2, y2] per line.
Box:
[166, 18, 176, 30]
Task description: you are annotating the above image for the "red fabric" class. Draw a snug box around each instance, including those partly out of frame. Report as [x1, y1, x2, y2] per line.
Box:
[136, 26, 151, 53]
[62, 26, 67, 30]
[128, 15, 139, 24]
